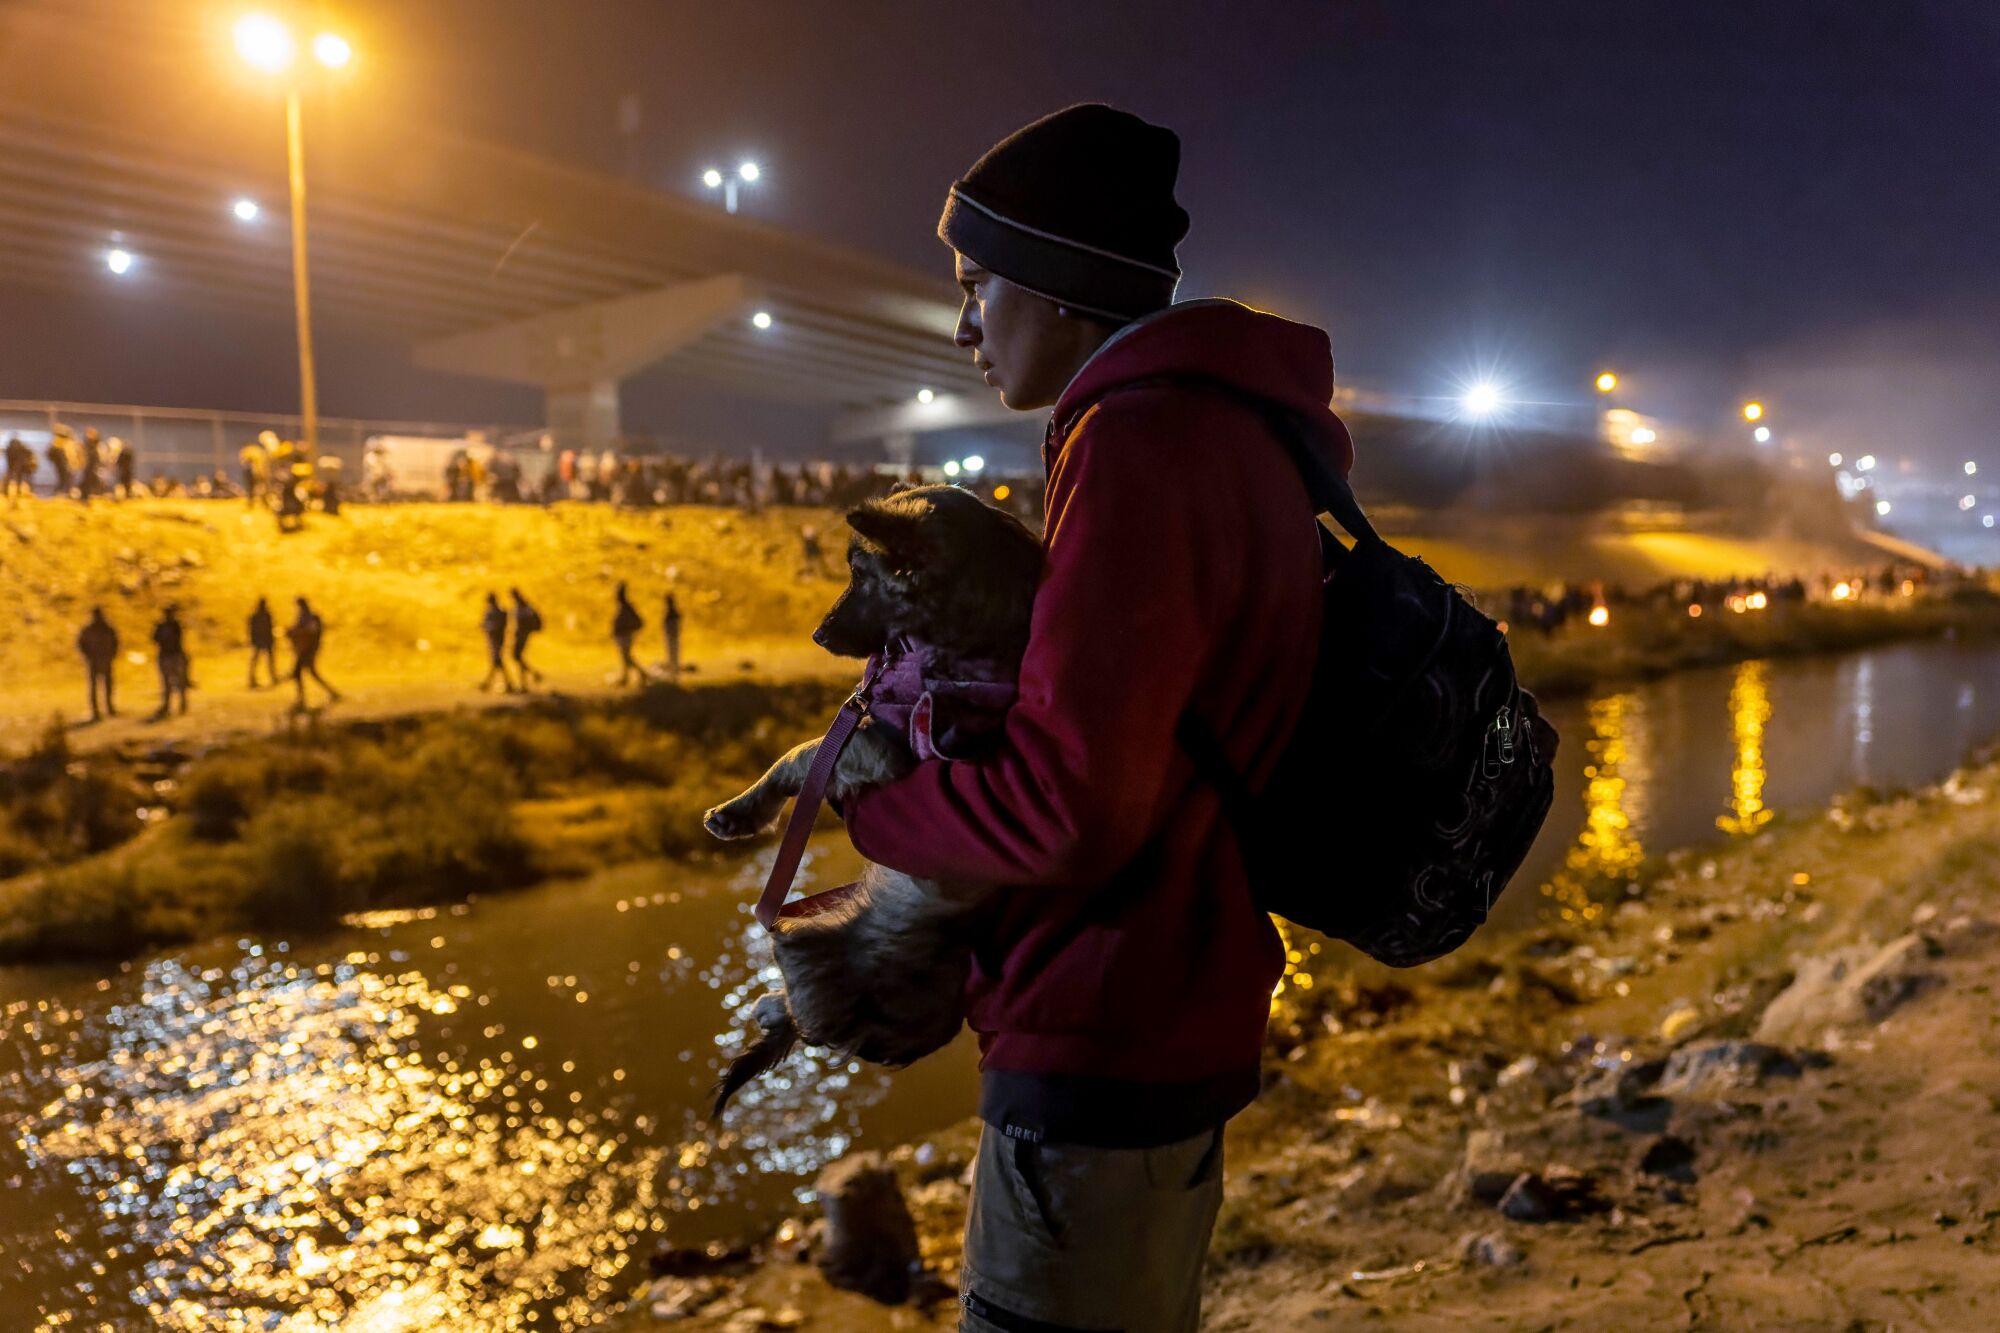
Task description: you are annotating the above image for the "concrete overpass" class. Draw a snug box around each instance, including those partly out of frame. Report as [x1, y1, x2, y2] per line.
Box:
[0, 3, 1008, 455]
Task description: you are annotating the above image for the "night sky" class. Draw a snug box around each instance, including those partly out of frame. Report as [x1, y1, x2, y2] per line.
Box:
[6, 1, 1998, 463]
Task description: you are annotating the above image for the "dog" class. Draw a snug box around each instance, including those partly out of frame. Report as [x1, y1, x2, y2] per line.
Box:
[703, 485, 1042, 1114]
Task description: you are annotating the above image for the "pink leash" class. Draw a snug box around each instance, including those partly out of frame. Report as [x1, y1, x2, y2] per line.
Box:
[753, 659, 881, 929]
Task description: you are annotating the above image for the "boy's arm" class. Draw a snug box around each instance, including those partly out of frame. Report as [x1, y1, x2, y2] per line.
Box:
[845, 410, 1218, 889]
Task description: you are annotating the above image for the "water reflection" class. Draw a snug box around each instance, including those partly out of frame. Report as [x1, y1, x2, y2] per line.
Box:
[0, 840, 971, 1332]
[1717, 659, 1776, 835]
[1538, 691, 1649, 923]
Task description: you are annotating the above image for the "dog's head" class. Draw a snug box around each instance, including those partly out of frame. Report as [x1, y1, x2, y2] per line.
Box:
[814, 485, 1043, 660]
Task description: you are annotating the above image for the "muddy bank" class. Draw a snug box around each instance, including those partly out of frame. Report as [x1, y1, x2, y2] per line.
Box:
[0, 678, 848, 963]
[598, 745, 2000, 1330]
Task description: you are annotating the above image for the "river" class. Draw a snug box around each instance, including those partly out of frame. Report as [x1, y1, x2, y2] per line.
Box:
[3, 639, 1997, 1330]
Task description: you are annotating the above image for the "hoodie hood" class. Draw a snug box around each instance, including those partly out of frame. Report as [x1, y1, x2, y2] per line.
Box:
[1049, 298, 1354, 478]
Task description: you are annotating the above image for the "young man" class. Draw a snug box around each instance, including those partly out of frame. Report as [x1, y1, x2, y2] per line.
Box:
[287, 597, 342, 708]
[77, 607, 119, 721]
[612, 583, 647, 686]
[150, 604, 189, 720]
[510, 587, 546, 687]
[839, 105, 1353, 1333]
[479, 592, 515, 693]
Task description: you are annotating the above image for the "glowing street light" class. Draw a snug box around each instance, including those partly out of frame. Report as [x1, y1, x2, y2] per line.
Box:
[1595, 371, 1618, 393]
[702, 161, 761, 214]
[1856, 454, 1876, 472]
[916, 388, 935, 405]
[233, 13, 354, 458]
[964, 455, 986, 474]
[1753, 426, 1771, 443]
[1460, 381, 1503, 419]
[1630, 426, 1657, 445]
[311, 32, 352, 69]
[233, 13, 294, 72]
[942, 459, 962, 478]
[750, 310, 772, 330]
[1985, 515, 1996, 529]
[1828, 452, 1842, 466]
[1962, 495, 1978, 511]
[105, 248, 134, 275]
[232, 197, 260, 222]
[1587, 605, 1610, 628]
[1967, 461, 1979, 477]
[1875, 499, 1892, 516]
[1742, 402, 1764, 422]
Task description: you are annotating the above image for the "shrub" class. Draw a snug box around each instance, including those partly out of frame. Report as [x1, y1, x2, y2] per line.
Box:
[238, 797, 352, 929]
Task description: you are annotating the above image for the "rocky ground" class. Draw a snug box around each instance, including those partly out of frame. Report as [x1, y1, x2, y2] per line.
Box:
[599, 747, 2000, 1331]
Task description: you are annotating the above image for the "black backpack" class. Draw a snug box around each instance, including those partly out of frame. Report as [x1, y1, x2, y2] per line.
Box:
[1163, 380, 1560, 968]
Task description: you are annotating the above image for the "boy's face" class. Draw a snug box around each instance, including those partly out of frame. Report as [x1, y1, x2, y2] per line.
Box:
[953, 256, 1078, 411]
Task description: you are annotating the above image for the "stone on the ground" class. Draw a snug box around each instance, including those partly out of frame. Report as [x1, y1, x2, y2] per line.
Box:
[1495, 1171, 1603, 1223]
[1571, 1058, 1672, 1133]
[1755, 934, 1937, 1045]
[814, 1150, 920, 1304]
[646, 1275, 727, 1320]
[1654, 1039, 1812, 1098]
[1638, 1134, 1699, 1183]
[1459, 1230, 1527, 1267]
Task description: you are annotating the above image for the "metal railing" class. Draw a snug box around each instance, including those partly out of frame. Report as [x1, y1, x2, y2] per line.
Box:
[0, 397, 539, 483]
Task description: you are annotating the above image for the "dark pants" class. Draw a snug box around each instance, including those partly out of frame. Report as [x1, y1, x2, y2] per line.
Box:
[480, 633, 514, 691]
[616, 634, 645, 686]
[248, 643, 276, 687]
[155, 654, 188, 717]
[87, 665, 114, 718]
[959, 1126, 1224, 1333]
[293, 653, 339, 705]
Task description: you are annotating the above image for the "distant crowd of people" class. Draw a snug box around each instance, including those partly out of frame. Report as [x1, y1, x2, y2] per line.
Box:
[4, 427, 141, 503]
[74, 596, 338, 724]
[1495, 561, 1960, 633]
[6, 430, 1048, 523]
[72, 582, 697, 726]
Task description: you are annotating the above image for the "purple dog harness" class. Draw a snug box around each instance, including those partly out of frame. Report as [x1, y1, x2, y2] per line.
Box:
[753, 642, 1015, 929]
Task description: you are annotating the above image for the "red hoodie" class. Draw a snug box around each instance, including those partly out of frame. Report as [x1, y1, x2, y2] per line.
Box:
[845, 300, 1353, 1145]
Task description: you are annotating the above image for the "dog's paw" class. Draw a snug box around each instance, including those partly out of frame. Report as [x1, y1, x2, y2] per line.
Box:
[703, 798, 766, 841]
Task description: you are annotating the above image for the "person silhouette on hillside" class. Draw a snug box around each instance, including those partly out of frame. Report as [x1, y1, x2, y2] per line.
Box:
[77, 608, 119, 721]
[286, 597, 341, 708]
[612, 582, 647, 686]
[247, 597, 278, 688]
[510, 588, 545, 688]
[3, 434, 34, 501]
[662, 592, 683, 679]
[478, 592, 515, 693]
[77, 428, 104, 505]
[112, 437, 137, 500]
[47, 430, 75, 498]
[241, 432, 273, 508]
[150, 604, 190, 720]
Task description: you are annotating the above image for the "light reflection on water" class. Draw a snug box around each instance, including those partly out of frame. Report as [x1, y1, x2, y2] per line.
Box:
[0, 839, 976, 1331]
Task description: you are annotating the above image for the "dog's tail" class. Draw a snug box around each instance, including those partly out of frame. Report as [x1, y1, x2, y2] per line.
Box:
[711, 991, 800, 1118]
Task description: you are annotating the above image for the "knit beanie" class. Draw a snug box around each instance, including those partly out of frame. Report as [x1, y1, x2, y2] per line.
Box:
[938, 104, 1188, 322]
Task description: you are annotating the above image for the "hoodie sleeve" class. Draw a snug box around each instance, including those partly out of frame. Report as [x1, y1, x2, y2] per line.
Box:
[844, 402, 1220, 889]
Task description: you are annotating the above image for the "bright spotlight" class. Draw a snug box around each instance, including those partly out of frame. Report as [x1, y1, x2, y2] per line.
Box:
[1595, 371, 1617, 393]
[701, 168, 723, 189]
[1962, 495, 1978, 511]
[1587, 605, 1610, 628]
[1828, 452, 1842, 466]
[1460, 382, 1503, 419]
[738, 161, 760, 182]
[311, 32, 352, 69]
[964, 455, 986, 474]
[1985, 515, 1996, 529]
[105, 248, 134, 275]
[1742, 401, 1764, 422]
[916, 388, 935, 405]
[1967, 461, 1980, 477]
[1856, 454, 1876, 471]
[1753, 426, 1771, 443]
[234, 14, 295, 73]
[942, 460, 962, 478]
[232, 197, 260, 222]
[1875, 499, 1892, 516]
[1630, 426, 1656, 445]
[750, 310, 772, 330]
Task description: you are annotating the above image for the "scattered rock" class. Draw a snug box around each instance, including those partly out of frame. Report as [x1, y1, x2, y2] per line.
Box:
[1659, 1006, 1704, 1043]
[1459, 1230, 1526, 1267]
[1755, 934, 1938, 1045]
[1655, 1040, 1817, 1099]
[1496, 1171, 1604, 1223]
[646, 1275, 727, 1319]
[814, 1150, 920, 1304]
[1572, 1059, 1672, 1133]
[1639, 1135, 1699, 1183]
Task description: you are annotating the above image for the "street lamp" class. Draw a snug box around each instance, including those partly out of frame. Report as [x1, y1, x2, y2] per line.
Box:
[1742, 401, 1764, 422]
[1459, 381, 1503, 419]
[702, 161, 761, 214]
[1594, 371, 1618, 393]
[232, 12, 353, 458]
[105, 248, 135, 275]
[1753, 426, 1771, 443]
[232, 197, 261, 222]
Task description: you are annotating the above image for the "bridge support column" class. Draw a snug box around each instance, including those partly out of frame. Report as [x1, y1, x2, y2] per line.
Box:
[546, 380, 621, 453]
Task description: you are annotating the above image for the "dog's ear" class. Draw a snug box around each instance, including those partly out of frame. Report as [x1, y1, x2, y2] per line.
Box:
[846, 501, 930, 557]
